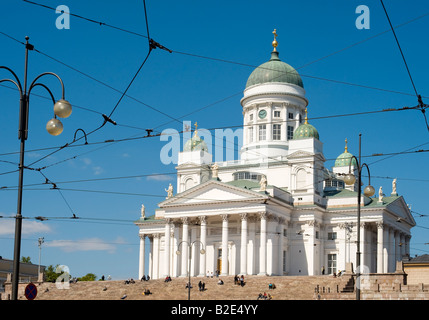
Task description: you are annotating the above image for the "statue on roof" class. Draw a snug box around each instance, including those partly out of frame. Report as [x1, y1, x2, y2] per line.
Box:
[211, 163, 219, 179]
[378, 186, 384, 203]
[392, 178, 397, 195]
[141, 204, 145, 218]
[260, 175, 267, 191]
[165, 183, 174, 199]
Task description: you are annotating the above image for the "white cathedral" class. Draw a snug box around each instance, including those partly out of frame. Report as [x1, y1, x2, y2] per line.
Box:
[135, 31, 415, 280]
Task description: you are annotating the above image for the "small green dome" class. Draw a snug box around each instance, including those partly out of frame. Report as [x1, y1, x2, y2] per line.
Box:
[293, 123, 319, 140]
[184, 130, 208, 152]
[293, 108, 319, 140]
[334, 139, 357, 167]
[245, 51, 303, 89]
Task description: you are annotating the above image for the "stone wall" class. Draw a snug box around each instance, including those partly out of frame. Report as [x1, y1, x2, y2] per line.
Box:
[404, 264, 429, 285]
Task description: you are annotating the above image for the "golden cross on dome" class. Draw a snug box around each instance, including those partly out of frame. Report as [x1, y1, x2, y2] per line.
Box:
[272, 29, 278, 51]
[344, 138, 348, 152]
[194, 122, 198, 136]
[304, 107, 308, 124]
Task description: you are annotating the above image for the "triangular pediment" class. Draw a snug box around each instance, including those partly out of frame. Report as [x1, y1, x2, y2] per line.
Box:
[385, 196, 416, 226]
[159, 179, 268, 207]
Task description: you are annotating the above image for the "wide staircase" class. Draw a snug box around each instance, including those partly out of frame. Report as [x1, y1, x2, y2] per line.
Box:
[32, 274, 355, 300]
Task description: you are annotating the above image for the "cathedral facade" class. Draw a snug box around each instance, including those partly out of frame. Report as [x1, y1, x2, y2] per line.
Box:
[135, 32, 415, 280]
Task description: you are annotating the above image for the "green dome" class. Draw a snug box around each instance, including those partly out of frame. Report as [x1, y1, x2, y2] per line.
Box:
[184, 131, 208, 152]
[245, 51, 304, 89]
[293, 109, 319, 140]
[334, 140, 357, 167]
[334, 152, 357, 167]
[293, 123, 319, 140]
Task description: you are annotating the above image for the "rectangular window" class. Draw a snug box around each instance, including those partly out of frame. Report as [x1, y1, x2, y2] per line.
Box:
[328, 254, 337, 275]
[287, 125, 294, 140]
[288, 112, 294, 119]
[259, 125, 266, 141]
[328, 232, 337, 240]
[249, 114, 253, 121]
[273, 124, 281, 140]
[274, 110, 281, 118]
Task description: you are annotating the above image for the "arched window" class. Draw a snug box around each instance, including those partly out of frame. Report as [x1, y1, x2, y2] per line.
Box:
[185, 178, 194, 190]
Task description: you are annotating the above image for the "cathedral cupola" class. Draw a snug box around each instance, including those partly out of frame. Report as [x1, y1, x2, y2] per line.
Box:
[240, 29, 309, 161]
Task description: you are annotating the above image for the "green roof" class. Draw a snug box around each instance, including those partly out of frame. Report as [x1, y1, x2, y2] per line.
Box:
[226, 179, 261, 189]
[324, 189, 358, 198]
[334, 151, 357, 167]
[325, 189, 401, 207]
[293, 123, 319, 140]
[365, 195, 401, 207]
[245, 51, 303, 89]
[134, 214, 160, 224]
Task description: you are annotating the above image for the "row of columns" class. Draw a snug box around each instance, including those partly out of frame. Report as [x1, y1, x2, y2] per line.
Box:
[376, 221, 410, 273]
[338, 221, 411, 274]
[138, 212, 282, 280]
[139, 217, 411, 279]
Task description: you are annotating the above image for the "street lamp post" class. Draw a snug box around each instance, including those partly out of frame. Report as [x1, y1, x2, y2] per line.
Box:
[0, 36, 72, 300]
[343, 134, 375, 300]
[176, 240, 205, 300]
[38, 237, 44, 277]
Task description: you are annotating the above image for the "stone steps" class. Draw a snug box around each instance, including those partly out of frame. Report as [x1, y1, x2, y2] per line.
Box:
[32, 275, 353, 300]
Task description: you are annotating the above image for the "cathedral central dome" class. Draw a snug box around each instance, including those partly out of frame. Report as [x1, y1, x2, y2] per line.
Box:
[245, 51, 303, 89]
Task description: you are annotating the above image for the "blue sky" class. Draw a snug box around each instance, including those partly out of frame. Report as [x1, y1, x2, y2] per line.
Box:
[0, 0, 428, 280]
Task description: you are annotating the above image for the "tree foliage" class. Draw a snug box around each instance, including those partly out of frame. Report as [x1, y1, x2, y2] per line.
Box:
[78, 273, 97, 281]
[20, 256, 31, 263]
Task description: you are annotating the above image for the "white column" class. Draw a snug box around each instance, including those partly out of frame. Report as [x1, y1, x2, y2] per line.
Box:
[248, 217, 256, 275]
[259, 212, 267, 275]
[340, 223, 348, 272]
[400, 233, 405, 260]
[281, 103, 287, 140]
[191, 227, 197, 276]
[267, 102, 273, 141]
[153, 234, 160, 279]
[221, 214, 229, 276]
[389, 228, 395, 272]
[277, 220, 284, 275]
[199, 216, 207, 276]
[181, 218, 189, 277]
[164, 219, 171, 277]
[405, 235, 411, 258]
[148, 235, 153, 279]
[360, 222, 366, 271]
[240, 213, 248, 275]
[138, 234, 146, 280]
[383, 226, 389, 273]
[172, 224, 180, 277]
[266, 217, 275, 275]
[377, 222, 384, 273]
[394, 230, 400, 265]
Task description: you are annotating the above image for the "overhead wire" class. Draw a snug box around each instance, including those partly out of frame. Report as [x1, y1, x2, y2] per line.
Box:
[380, 0, 429, 133]
[2, 2, 426, 232]
[1, 7, 427, 175]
